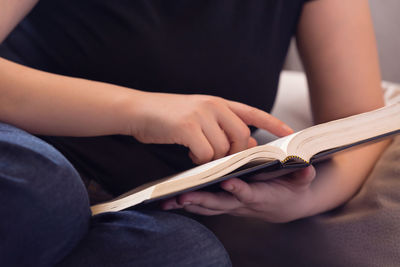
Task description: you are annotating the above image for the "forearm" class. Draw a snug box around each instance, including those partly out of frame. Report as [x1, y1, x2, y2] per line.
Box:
[0, 57, 143, 136]
[294, 0, 388, 219]
[300, 140, 391, 219]
[298, 0, 384, 123]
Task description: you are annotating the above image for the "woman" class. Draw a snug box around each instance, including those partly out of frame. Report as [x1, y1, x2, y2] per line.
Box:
[0, 0, 389, 266]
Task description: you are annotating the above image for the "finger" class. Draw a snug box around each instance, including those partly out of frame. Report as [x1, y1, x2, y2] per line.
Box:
[215, 106, 252, 154]
[183, 205, 226, 216]
[201, 118, 231, 160]
[248, 136, 258, 148]
[181, 125, 214, 164]
[177, 190, 242, 211]
[227, 100, 294, 137]
[161, 197, 184, 210]
[270, 166, 316, 191]
[220, 178, 256, 204]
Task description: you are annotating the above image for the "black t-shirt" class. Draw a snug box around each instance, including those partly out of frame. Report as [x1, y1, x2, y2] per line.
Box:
[1, 0, 308, 112]
[0, 0, 310, 193]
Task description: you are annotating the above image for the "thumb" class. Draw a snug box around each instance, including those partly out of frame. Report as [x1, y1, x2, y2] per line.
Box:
[288, 166, 316, 187]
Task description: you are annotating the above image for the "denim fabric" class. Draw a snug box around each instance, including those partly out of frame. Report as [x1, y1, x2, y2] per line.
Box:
[0, 122, 231, 267]
[58, 211, 231, 267]
[0, 122, 91, 266]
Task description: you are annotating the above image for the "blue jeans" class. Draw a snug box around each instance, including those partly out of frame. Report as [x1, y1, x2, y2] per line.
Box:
[0, 122, 231, 267]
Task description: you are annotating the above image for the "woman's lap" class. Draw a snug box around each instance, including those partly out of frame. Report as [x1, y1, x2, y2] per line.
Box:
[58, 210, 231, 267]
[0, 122, 91, 266]
[0, 122, 230, 267]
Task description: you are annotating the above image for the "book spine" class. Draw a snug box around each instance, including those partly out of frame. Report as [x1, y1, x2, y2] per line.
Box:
[282, 155, 309, 164]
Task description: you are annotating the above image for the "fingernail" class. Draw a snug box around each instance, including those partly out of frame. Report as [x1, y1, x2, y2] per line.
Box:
[282, 124, 294, 134]
[224, 184, 234, 191]
[182, 201, 192, 206]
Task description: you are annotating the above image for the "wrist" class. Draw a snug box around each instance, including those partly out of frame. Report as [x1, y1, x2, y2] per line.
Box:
[114, 88, 149, 137]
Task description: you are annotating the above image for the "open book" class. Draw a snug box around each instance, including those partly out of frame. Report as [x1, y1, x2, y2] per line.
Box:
[91, 103, 400, 215]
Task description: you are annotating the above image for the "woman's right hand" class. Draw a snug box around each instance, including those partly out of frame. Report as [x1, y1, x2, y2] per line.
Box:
[123, 92, 293, 164]
[0, 54, 291, 165]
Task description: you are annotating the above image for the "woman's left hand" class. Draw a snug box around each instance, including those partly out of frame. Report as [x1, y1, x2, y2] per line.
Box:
[162, 166, 317, 223]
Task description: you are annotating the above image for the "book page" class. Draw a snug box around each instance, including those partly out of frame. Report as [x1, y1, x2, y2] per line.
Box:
[288, 103, 400, 161]
[91, 186, 155, 215]
[161, 145, 284, 183]
[263, 132, 299, 153]
[151, 149, 285, 199]
[167, 153, 238, 181]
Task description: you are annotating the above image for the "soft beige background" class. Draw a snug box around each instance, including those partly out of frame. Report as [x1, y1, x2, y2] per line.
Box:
[285, 0, 400, 83]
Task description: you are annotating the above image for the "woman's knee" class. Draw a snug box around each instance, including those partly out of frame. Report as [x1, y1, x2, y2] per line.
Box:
[0, 123, 90, 266]
[59, 210, 231, 267]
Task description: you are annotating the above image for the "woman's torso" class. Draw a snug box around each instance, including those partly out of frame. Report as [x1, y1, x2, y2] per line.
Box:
[0, 0, 307, 112]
